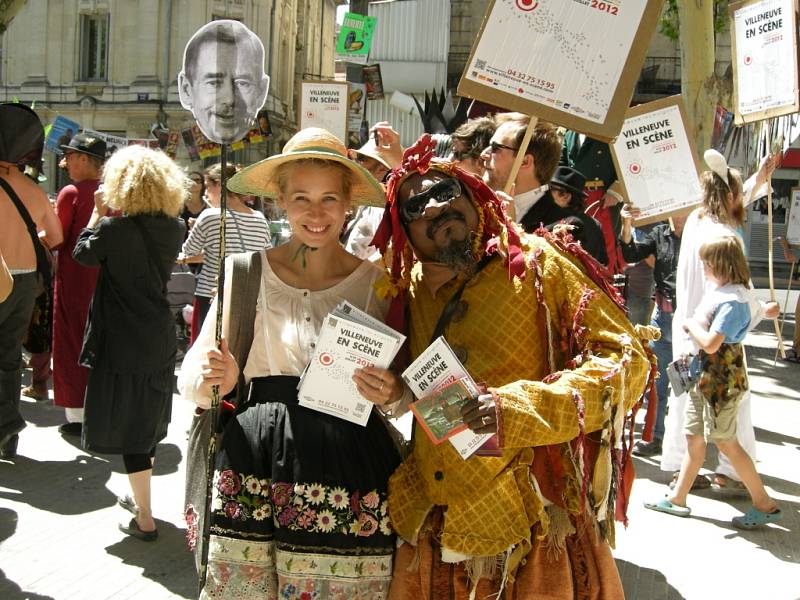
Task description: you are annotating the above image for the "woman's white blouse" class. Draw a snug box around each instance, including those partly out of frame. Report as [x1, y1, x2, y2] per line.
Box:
[179, 251, 387, 408]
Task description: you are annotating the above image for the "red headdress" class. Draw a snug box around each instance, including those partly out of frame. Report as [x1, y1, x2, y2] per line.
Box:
[371, 134, 526, 333]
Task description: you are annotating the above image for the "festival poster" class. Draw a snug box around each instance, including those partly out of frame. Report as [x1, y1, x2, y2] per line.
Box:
[299, 80, 349, 144]
[363, 64, 385, 100]
[164, 130, 180, 159]
[610, 96, 702, 225]
[45, 115, 80, 154]
[247, 127, 265, 145]
[457, 0, 665, 142]
[127, 139, 159, 149]
[348, 83, 367, 132]
[729, 0, 799, 124]
[181, 127, 201, 161]
[335, 12, 377, 65]
[192, 124, 221, 159]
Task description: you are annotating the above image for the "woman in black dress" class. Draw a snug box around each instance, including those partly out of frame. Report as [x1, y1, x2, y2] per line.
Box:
[74, 145, 186, 541]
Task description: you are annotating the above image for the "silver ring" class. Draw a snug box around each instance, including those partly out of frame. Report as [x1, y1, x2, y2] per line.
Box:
[482, 415, 492, 426]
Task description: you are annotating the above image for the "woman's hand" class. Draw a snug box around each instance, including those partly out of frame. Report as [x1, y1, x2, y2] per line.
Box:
[371, 122, 403, 168]
[353, 366, 405, 407]
[201, 338, 239, 397]
[764, 301, 780, 320]
[461, 392, 498, 434]
[93, 186, 109, 216]
[619, 204, 641, 244]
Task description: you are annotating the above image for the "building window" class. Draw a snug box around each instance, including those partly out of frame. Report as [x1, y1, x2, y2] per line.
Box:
[80, 14, 109, 81]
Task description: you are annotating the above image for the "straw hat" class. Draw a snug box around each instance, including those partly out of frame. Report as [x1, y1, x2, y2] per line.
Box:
[228, 127, 386, 206]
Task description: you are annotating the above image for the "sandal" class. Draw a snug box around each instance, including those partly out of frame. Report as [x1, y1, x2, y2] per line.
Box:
[644, 497, 691, 517]
[782, 350, 800, 364]
[117, 495, 138, 516]
[668, 472, 711, 491]
[732, 508, 782, 529]
[710, 473, 749, 497]
[118, 517, 158, 541]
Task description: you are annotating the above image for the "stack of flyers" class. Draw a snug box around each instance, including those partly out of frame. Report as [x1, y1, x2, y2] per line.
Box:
[401, 337, 494, 459]
[298, 301, 405, 426]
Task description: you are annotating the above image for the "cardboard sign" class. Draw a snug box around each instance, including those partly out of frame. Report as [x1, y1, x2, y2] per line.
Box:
[82, 128, 127, 158]
[335, 12, 377, 65]
[729, 0, 799, 124]
[457, 0, 665, 142]
[363, 64, 385, 100]
[299, 80, 349, 143]
[45, 115, 80, 154]
[788, 187, 800, 245]
[178, 20, 269, 144]
[610, 96, 702, 225]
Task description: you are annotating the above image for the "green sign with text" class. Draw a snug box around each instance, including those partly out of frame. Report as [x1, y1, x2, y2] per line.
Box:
[335, 12, 377, 65]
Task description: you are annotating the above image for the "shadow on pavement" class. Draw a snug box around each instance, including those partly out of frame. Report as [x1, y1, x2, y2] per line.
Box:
[54, 435, 183, 476]
[615, 559, 685, 599]
[0, 455, 116, 515]
[105, 519, 195, 599]
[0, 508, 56, 600]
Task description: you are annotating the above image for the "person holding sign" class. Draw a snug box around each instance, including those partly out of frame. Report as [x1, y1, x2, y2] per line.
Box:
[179, 128, 403, 598]
[371, 135, 652, 598]
[778, 237, 800, 363]
[661, 150, 780, 493]
[480, 113, 562, 226]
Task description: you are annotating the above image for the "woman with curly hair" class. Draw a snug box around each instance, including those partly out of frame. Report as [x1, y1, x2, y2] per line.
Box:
[74, 145, 186, 541]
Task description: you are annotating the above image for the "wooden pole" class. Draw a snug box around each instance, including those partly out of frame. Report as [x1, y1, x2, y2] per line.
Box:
[766, 124, 786, 359]
[503, 116, 538, 195]
[774, 260, 796, 365]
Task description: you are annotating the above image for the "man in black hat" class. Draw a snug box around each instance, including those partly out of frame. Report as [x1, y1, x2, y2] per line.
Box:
[52, 132, 106, 436]
[0, 103, 63, 457]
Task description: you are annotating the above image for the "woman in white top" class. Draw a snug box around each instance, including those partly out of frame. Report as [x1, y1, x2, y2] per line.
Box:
[661, 150, 779, 490]
[180, 128, 405, 599]
[181, 163, 271, 344]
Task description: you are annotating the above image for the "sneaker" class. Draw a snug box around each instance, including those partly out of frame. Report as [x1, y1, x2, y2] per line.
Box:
[632, 439, 662, 457]
[58, 422, 83, 436]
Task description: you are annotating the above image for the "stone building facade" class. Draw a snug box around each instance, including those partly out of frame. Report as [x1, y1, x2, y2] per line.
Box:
[0, 0, 343, 192]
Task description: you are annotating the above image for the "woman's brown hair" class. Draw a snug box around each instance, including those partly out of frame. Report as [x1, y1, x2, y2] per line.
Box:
[699, 236, 751, 288]
[699, 168, 744, 227]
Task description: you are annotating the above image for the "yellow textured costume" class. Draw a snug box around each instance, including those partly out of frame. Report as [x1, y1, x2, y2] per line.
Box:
[388, 232, 651, 583]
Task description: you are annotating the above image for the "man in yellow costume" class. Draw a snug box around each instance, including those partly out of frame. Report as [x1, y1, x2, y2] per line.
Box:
[372, 135, 654, 599]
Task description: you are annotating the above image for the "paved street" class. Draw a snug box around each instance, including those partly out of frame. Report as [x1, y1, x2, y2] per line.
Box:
[1, 291, 798, 600]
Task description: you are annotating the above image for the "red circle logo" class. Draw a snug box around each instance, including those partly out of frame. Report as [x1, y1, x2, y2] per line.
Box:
[628, 163, 642, 175]
[319, 353, 334, 366]
[518, 87, 525, 94]
[305, 110, 315, 119]
[516, 0, 539, 11]
[744, 55, 752, 66]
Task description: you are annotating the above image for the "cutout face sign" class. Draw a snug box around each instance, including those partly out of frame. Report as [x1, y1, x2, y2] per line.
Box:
[178, 20, 269, 145]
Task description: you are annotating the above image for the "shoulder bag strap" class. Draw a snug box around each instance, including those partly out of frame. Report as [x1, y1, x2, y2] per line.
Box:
[0, 177, 51, 288]
[129, 216, 170, 292]
[228, 250, 262, 406]
[429, 253, 495, 344]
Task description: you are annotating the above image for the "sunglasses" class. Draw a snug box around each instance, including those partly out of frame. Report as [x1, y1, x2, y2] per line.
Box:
[488, 141, 519, 154]
[401, 178, 464, 223]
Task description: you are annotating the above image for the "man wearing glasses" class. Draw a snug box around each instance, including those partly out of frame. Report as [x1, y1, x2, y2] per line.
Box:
[372, 134, 651, 598]
[447, 116, 496, 177]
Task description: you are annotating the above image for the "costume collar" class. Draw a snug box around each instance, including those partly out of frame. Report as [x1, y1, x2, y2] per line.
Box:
[513, 184, 549, 223]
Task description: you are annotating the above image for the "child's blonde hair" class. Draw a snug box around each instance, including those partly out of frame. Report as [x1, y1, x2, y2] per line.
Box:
[699, 236, 751, 288]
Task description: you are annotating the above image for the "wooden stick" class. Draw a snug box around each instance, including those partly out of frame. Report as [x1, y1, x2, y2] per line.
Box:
[503, 116, 538, 195]
[774, 260, 796, 365]
[766, 124, 787, 359]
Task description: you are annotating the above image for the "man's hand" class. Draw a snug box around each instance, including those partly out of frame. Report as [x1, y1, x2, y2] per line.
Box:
[461, 393, 497, 434]
[495, 186, 515, 221]
[201, 338, 239, 397]
[619, 203, 641, 244]
[93, 185, 109, 216]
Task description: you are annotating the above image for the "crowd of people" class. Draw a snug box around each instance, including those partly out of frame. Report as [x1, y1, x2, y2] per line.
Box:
[0, 98, 793, 599]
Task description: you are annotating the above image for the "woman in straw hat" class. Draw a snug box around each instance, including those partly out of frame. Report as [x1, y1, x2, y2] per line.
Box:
[180, 127, 405, 598]
[660, 149, 780, 496]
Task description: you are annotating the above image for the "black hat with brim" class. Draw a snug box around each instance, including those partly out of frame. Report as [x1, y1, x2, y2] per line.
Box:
[60, 132, 107, 160]
[550, 166, 588, 198]
[0, 103, 44, 166]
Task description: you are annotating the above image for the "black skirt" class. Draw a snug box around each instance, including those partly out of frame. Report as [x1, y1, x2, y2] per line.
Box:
[209, 375, 401, 555]
[81, 364, 174, 455]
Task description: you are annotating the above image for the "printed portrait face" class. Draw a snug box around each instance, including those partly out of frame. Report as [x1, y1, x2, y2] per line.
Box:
[178, 20, 269, 145]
